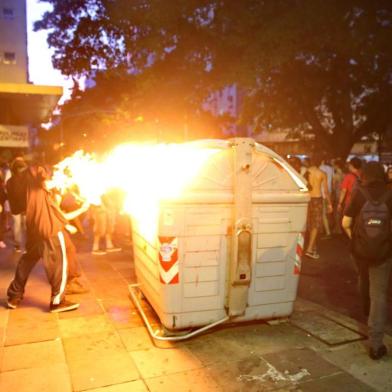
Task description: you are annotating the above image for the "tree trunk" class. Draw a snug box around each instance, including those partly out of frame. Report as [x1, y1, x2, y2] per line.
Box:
[333, 137, 355, 160]
[314, 132, 354, 161]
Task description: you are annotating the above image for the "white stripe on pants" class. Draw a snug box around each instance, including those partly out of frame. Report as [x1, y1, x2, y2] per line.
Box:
[52, 231, 68, 305]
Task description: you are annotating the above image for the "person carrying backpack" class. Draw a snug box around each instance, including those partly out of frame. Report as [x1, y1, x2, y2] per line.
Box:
[342, 161, 392, 360]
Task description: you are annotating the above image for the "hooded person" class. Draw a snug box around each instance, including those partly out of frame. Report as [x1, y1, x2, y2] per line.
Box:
[7, 165, 89, 312]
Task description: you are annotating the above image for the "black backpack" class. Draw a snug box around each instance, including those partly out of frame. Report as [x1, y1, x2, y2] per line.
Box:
[6, 172, 27, 215]
[352, 187, 392, 263]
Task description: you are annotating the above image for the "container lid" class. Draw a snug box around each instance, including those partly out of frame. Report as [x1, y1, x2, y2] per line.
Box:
[170, 138, 309, 204]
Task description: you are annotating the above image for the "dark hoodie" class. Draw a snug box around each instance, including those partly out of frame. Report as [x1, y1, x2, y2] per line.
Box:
[25, 166, 67, 240]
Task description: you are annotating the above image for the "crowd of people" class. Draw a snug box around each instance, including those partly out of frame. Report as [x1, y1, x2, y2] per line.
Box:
[288, 155, 362, 259]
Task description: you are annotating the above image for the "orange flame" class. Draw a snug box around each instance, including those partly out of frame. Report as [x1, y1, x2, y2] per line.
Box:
[50, 143, 219, 241]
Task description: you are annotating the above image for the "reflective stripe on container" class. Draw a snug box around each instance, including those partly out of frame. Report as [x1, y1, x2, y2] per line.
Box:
[158, 236, 179, 284]
[294, 233, 304, 275]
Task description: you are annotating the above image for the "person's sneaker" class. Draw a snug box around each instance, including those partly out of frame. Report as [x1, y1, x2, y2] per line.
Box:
[369, 344, 387, 360]
[7, 297, 21, 309]
[305, 251, 320, 260]
[14, 245, 22, 253]
[106, 247, 122, 253]
[65, 279, 89, 295]
[49, 300, 79, 313]
[92, 249, 106, 255]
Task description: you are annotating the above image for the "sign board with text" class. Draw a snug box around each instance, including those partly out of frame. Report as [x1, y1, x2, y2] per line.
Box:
[0, 124, 29, 148]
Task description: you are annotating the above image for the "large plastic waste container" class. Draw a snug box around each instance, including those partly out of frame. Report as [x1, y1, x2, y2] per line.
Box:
[130, 138, 309, 334]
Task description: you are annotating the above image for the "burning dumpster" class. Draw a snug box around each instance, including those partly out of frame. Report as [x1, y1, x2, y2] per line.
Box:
[129, 138, 309, 339]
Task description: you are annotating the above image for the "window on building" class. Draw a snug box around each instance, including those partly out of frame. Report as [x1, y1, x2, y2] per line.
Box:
[2, 7, 14, 19]
[3, 52, 16, 64]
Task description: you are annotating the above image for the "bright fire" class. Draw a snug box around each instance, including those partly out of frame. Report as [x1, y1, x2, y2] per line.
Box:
[50, 143, 220, 241]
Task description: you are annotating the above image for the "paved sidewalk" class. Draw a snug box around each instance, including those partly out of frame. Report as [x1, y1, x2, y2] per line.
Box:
[0, 248, 390, 391]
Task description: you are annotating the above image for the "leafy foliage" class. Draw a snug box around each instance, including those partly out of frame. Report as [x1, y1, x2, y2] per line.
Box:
[36, 0, 392, 157]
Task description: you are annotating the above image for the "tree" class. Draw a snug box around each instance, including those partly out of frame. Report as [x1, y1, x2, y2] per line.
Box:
[36, 0, 392, 157]
[43, 71, 227, 152]
[239, 1, 392, 157]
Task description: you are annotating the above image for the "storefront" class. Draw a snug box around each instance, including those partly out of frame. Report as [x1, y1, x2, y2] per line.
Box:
[0, 82, 62, 159]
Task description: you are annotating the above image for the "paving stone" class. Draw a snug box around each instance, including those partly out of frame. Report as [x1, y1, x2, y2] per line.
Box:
[320, 341, 392, 392]
[294, 299, 368, 337]
[59, 314, 114, 338]
[0, 308, 8, 329]
[290, 311, 365, 345]
[184, 334, 255, 366]
[82, 270, 121, 282]
[100, 298, 136, 314]
[83, 264, 121, 278]
[130, 346, 203, 378]
[1, 339, 66, 372]
[81, 257, 117, 268]
[206, 355, 290, 392]
[298, 372, 375, 391]
[87, 380, 149, 392]
[90, 279, 131, 301]
[211, 322, 325, 357]
[0, 327, 4, 347]
[62, 328, 139, 390]
[295, 299, 368, 337]
[261, 348, 342, 381]
[118, 327, 154, 351]
[111, 265, 137, 280]
[58, 297, 104, 319]
[0, 298, 9, 325]
[67, 352, 139, 391]
[110, 261, 133, 271]
[294, 298, 321, 313]
[106, 305, 145, 329]
[184, 322, 322, 368]
[62, 330, 126, 363]
[117, 270, 137, 282]
[0, 364, 72, 392]
[87, 272, 124, 283]
[5, 308, 60, 346]
[145, 368, 222, 392]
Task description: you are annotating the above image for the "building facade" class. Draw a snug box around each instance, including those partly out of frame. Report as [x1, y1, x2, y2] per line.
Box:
[0, 0, 62, 154]
[0, 0, 28, 84]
